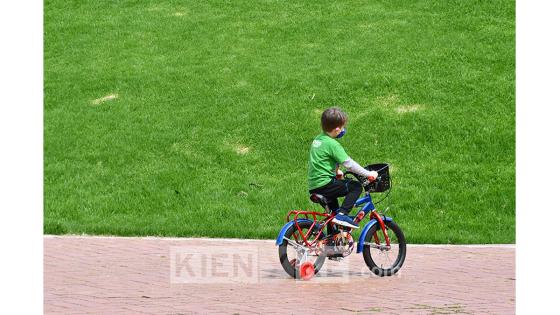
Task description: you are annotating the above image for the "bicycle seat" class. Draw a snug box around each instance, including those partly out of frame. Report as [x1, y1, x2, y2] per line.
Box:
[309, 193, 329, 207]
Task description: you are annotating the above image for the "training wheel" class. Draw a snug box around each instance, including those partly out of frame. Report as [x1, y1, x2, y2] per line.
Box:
[299, 261, 315, 280]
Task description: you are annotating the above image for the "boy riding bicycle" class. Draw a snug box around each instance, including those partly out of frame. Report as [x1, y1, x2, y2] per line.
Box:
[308, 107, 378, 229]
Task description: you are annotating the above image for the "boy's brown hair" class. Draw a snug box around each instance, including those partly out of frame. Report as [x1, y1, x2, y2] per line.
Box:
[321, 107, 348, 132]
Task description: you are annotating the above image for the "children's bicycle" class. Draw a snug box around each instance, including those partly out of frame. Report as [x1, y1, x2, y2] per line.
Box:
[276, 163, 406, 280]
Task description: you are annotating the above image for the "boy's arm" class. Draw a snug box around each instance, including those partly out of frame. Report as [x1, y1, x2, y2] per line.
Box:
[342, 158, 378, 181]
[330, 142, 377, 181]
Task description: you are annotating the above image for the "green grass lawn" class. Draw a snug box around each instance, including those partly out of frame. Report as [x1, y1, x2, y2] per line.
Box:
[44, 0, 515, 243]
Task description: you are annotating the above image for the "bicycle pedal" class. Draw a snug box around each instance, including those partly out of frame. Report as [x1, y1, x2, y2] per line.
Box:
[326, 252, 344, 258]
[328, 256, 344, 261]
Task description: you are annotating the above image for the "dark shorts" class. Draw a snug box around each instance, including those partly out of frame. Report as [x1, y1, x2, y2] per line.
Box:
[309, 178, 363, 214]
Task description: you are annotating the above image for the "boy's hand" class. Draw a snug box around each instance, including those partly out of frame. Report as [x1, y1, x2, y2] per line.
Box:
[367, 171, 379, 182]
[336, 169, 344, 180]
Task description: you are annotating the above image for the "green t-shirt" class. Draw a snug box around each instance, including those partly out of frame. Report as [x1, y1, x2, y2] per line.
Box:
[308, 132, 350, 190]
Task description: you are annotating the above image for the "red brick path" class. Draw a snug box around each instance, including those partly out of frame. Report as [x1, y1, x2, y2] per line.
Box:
[44, 236, 515, 314]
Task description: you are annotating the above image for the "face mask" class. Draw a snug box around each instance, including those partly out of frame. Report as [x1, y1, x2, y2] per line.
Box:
[336, 128, 346, 138]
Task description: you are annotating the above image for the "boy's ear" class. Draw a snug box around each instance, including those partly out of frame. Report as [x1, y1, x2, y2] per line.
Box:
[335, 127, 340, 131]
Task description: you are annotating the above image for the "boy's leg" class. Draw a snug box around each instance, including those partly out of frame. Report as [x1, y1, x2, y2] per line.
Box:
[319, 179, 362, 229]
[310, 179, 362, 214]
[338, 180, 363, 215]
[309, 180, 345, 212]
[326, 199, 339, 213]
[310, 181, 343, 236]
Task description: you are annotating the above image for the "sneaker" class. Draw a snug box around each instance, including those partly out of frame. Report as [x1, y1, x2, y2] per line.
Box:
[332, 213, 359, 229]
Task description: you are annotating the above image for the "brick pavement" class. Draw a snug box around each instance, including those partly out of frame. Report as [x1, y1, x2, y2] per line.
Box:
[44, 236, 515, 314]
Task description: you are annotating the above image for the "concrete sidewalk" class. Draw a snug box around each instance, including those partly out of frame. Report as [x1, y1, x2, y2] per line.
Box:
[44, 236, 515, 314]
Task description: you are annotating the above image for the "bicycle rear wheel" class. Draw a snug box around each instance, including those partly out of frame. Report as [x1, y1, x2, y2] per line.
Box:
[278, 221, 326, 279]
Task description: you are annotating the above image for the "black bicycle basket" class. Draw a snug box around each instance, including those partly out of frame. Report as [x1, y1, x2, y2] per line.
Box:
[365, 163, 391, 192]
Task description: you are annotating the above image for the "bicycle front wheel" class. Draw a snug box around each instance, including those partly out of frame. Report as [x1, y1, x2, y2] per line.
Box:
[362, 220, 406, 277]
